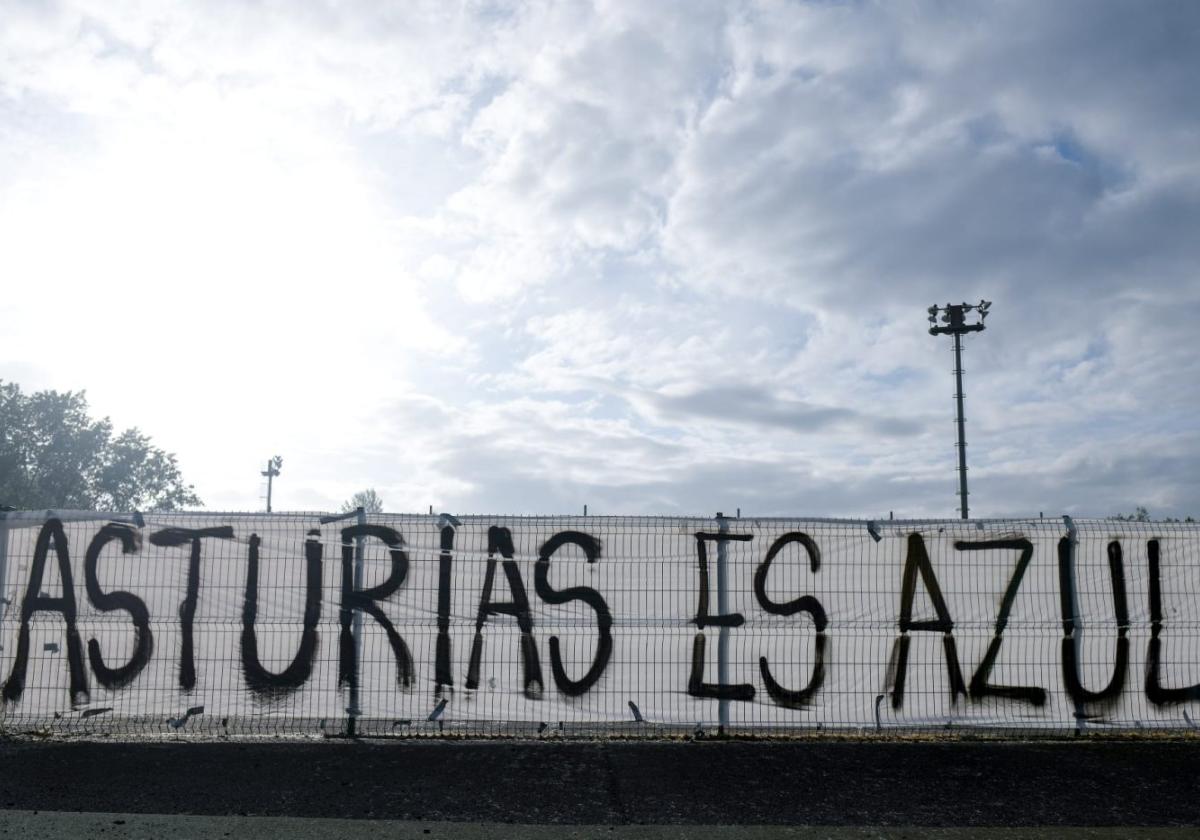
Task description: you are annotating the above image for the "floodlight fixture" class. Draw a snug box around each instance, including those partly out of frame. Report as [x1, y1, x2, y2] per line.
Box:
[261, 455, 284, 513]
[927, 301, 991, 519]
[930, 301, 987, 336]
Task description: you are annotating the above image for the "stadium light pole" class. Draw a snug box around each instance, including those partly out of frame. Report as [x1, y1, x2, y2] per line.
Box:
[928, 301, 990, 519]
[261, 455, 283, 513]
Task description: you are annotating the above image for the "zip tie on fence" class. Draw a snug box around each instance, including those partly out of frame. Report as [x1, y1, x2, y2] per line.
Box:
[628, 700, 644, 722]
[428, 698, 448, 721]
[866, 521, 882, 543]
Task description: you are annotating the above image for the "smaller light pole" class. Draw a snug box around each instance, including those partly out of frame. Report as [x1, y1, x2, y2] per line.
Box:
[261, 455, 283, 513]
[928, 301, 990, 519]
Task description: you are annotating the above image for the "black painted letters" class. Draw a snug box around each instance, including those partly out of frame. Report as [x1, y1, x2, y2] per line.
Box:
[687, 531, 755, 702]
[84, 523, 153, 690]
[754, 532, 827, 708]
[338, 524, 414, 693]
[2, 519, 89, 706]
[535, 531, 613, 696]
[241, 531, 323, 700]
[467, 526, 543, 699]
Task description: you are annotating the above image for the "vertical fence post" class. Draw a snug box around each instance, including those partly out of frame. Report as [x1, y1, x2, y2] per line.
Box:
[1062, 514, 1084, 734]
[347, 505, 367, 736]
[0, 510, 9, 630]
[716, 511, 731, 735]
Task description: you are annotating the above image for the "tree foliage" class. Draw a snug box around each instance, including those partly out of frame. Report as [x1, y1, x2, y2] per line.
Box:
[340, 487, 384, 514]
[1111, 506, 1194, 523]
[0, 380, 201, 512]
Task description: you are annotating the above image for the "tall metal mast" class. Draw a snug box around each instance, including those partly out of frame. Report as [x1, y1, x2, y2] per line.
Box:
[928, 301, 990, 519]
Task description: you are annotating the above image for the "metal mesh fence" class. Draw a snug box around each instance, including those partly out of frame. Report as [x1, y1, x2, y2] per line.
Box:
[1, 510, 1198, 738]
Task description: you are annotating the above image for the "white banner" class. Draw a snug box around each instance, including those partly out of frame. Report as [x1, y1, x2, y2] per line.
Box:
[1, 511, 1198, 734]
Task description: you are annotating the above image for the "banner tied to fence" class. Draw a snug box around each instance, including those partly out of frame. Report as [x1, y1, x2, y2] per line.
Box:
[1, 511, 1198, 736]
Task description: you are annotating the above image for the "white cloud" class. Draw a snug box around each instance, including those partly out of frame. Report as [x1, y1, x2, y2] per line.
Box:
[1, 0, 1197, 518]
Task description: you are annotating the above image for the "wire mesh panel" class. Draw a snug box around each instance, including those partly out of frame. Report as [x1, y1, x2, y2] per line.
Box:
[0, 510, 1197, 737]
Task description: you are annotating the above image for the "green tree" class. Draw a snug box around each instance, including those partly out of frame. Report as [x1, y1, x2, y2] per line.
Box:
[1112, 506, 1151, 522]
[1111, 506, 1195, 523]
[340, 487, 384, 514]
[0, 380, 201, 511]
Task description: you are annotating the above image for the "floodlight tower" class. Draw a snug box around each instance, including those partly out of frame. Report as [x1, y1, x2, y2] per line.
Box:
[261, 455, 283, 513]
[927, 301, 991, 519]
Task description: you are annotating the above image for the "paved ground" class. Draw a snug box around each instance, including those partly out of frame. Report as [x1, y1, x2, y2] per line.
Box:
[1, 812, 1198, 839]
[1, 739, 1198, 835]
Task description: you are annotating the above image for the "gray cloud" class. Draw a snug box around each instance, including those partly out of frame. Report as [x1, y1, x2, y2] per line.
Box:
[635, 384, 924, 438]
[1, 0, 1196, 519]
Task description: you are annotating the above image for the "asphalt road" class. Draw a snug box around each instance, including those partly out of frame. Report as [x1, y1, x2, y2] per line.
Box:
[1, 738, 1198, 831]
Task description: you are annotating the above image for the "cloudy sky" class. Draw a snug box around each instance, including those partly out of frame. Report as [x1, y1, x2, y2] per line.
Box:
[1, 0, 1197, 518]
